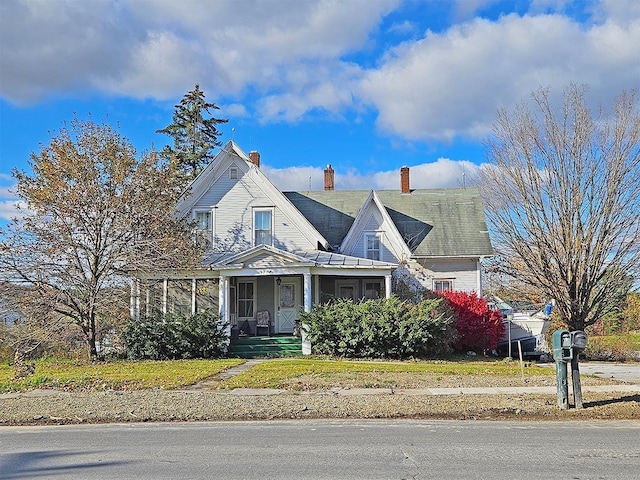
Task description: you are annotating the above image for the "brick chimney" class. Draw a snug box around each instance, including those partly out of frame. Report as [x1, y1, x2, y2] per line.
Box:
[400, 166, 410, 193]
[249, 151, 260, 167]
[324, 164, 335, 191]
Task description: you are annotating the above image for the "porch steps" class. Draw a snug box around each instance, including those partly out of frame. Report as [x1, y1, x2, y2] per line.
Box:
[228, 335, 302, 358]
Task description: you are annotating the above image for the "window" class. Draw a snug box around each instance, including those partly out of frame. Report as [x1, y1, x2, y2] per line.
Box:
[365, 234, 380, 260]
[254, 209, 273, 246]
[194, 210, 212, 248]
[229, 167, 238, 179]
[336, 280, 358, 301]
[237, 280, 255, 318]
[433, 279, 453, 292]
[364, 281, 383, 299]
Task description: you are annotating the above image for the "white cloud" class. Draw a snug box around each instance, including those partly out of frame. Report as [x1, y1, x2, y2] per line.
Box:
[0, 181, 23, 222]
[263, 158, 482, 191]
[2, 0, 638, 146]
[0, 0, 398, 105]
[359, 11, 640, 142]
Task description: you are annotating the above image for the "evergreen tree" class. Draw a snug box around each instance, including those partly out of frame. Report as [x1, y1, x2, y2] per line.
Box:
[157, 84, 228, 182]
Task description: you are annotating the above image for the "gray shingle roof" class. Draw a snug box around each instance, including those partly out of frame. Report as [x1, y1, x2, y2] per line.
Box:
[284, 188, 493, 257]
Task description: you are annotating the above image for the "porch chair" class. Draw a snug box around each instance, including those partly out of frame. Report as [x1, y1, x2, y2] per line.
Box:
[255, 310, 271, 336]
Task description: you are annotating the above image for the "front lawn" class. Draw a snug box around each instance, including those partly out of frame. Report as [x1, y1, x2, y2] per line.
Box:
[218, 358, 556, 390]
[0, 358, 243, 392]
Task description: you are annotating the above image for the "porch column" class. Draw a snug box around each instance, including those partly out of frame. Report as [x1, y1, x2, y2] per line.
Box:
[385, 274, 392, 299]
[476, 260, 482, 298]
[219, 275, 231, 339]
[135, 279, 140, 320]
[162, 278, 168, 314]
[313, 274, 319, 304]
[303, 273, 312, 313]
[302, 272, 312, 355]
[129, 278, 137, 320]
[191, 278, 197, 314]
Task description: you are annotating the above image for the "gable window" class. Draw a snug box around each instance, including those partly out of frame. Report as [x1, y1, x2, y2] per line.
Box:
[254, 209, 273, 246]
[365, 234, 380, 260]
[229, 166, 238, 180]
[433, 279, 453, 293]
[194, 210, 212, 248]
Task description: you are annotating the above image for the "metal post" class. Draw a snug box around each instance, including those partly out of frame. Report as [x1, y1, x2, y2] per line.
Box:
[571, 356, 583, 409]
[507, 313, 513, 358]
[555, 360, 569, 409]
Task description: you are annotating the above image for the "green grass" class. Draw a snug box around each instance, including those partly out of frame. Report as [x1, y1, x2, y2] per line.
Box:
[0, 357, 554, 393]
[0, 358, 244, 392]
[218, 358, 553, 390]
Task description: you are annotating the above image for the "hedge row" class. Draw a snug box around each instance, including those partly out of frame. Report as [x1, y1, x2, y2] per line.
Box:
[122, 311, 227, 360]
[300, 295, 455, 359]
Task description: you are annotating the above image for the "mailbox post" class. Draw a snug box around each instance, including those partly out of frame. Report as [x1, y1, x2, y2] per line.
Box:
[570, 331, 588, 409]
[551, 329, 588, 410]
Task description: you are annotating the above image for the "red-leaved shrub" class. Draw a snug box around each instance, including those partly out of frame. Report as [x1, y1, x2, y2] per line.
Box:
[441, 291, 504, 352]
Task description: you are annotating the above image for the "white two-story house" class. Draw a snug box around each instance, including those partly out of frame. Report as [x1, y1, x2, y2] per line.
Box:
[130, 141, 493, 354]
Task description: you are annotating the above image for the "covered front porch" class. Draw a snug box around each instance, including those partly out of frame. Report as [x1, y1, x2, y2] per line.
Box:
[130, 246, 397, 356]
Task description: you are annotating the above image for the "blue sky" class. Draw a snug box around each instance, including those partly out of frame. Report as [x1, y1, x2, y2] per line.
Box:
[1, 0, 639, 225]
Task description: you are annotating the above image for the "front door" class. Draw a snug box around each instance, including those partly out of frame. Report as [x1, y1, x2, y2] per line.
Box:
[277, 277, 301, 334]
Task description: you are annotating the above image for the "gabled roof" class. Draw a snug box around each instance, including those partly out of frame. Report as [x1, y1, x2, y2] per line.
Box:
[176, 140, 331, 250]
[340, 190, 412, 261]
[208, 245, 315, 270]
[175, 141, 250, 219]
[284, 188, 493, 258]
[204, 245, 396, 271]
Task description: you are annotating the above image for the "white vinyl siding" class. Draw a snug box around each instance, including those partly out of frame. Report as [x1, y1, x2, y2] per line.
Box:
[415, 258, 480, 293]
[206, 177, 316, 253]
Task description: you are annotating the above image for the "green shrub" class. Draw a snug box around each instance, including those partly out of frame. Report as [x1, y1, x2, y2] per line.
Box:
[300, 295, 454, 359]
[122, 311, 228, 360]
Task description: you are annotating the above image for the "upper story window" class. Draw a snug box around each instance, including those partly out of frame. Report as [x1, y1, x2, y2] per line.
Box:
[365, 234, 380, 260]
[194, 210, 212, 248]
[229, 166, 238, 180]
[433, 279, 453, 293]
[254, 209, 273, 246]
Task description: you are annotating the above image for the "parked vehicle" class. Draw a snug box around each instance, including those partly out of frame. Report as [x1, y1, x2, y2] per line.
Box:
[489, 296, 554, 360]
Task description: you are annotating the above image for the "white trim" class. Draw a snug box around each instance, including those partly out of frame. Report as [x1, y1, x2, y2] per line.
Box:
[236, 277, 257, 321]
[193, 209, 213, 248]
[336, 279, 359, 300]
[340, 190, 411, 261]
[253, 207, 274, 247]
[363, 279, 384, 299]
[191, 278, 197, 314]
[364, 232, 381, 260]
[433, 278, 454, 292]
[176, 140, 331, 250]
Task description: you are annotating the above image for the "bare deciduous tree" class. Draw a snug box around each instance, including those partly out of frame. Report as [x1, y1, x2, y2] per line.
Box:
[481, 85, 640, 331]
[0, 118, 202, 360]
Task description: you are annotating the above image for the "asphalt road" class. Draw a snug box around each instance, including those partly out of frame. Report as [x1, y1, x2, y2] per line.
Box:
[578, 362, 640, 383]
[1, 420, 639, 479]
